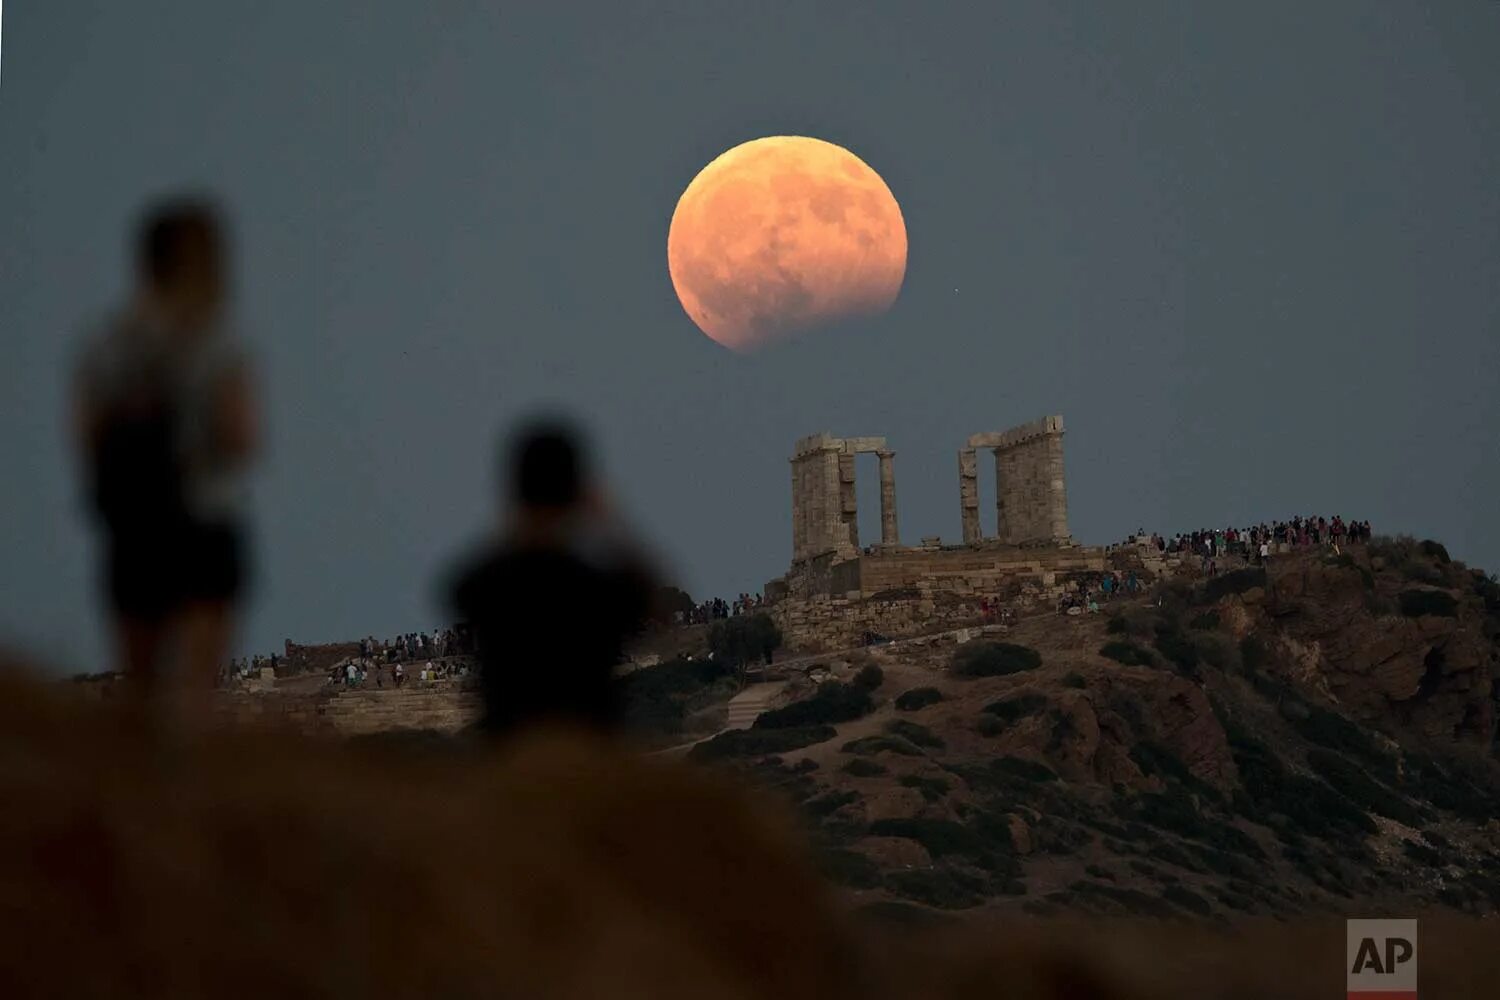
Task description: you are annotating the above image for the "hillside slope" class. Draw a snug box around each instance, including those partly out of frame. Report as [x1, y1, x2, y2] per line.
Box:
[681, 540, 1500, 920]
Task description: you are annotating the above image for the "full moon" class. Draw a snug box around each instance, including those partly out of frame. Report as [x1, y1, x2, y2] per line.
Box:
[667, 136, 907, 352]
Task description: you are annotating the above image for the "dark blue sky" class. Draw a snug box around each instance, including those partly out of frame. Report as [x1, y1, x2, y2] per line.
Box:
[2, 2, 1497, 669]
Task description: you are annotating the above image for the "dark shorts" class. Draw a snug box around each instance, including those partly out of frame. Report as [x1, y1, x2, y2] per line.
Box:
[106, 520, 248, 621]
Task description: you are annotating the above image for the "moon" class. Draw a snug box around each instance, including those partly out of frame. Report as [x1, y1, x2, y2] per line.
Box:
[667, 136, 907, 352]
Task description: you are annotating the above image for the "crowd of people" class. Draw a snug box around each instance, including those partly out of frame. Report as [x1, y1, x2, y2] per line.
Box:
[679, 592, 765, 625]
[330, 657, 472, 690]
[356, 627, 474, 664]
[1116, 515, 1373, 571]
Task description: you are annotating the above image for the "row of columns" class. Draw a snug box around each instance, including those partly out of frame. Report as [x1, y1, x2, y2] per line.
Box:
[789, 435, 899, 564]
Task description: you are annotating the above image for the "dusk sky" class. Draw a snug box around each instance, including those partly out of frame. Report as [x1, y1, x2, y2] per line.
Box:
[2, 2, 1497, 670]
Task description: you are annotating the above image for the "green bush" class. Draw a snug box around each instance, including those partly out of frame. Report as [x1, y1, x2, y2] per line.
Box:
[868, 818, 984, 858]
[706, 613, 783, 670]
[900, 774, 952, 802]
[852, 663, 885, 691]
[885, 719, 944, 749]
[1162, 884, 1213, 917]
[1289, 703, 1395, 777]
[1229, 732, 1376, 838]
[1061, 672, 1087, 689]
[842, 734, 921, 757]
[617, 655, 733, 736]
[1200, 568, 1267, 604]
[1152, 625, 1200, 676]
[990, 756, 1057, 783]
[975, 715, 1005, 737]
[1239, 635, 1270, 672]
[1100, 641, 1154, 667]
[982, 692, 1047, 722]
[688, 724, 835, 761]
[951, 641, 1042, 678]
[1189, 611, 1221, 631]
[755, 682, 873, 729]
[803, 789, 858, 819]
[841, 758, 888, 778]
[1398, 589, 1458, 618]
[894, 686, 942, 711]
[1192, 631, 1242, 672]
[815, 847, 881, 889]
[1420, 539, 1452, 564]
[1305, 751, 1422, 823]
[884, 868, 986, 909]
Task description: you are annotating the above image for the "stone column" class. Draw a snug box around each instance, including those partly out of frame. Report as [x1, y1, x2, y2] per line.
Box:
[877, 450, 899, 546]
[838, 451, 859, 552]
[1043, 426, 1070, 542]
[958, 448, 981, 544]
[994, 449, 1007, 544]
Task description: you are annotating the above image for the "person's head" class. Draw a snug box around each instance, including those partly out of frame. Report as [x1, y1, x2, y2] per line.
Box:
[505, 419, 589, 515]
[134, 197, 228, 329]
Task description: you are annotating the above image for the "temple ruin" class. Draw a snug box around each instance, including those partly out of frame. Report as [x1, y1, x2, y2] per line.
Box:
[767, 415, 1103, 649]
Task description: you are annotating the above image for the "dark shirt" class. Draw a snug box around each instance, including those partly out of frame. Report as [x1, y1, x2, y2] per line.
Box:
[449, 539, 651, 738]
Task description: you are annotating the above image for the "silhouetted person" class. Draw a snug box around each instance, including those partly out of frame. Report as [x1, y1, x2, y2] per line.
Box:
[448, 421, 653, 739]
[73, 197, 258, 724]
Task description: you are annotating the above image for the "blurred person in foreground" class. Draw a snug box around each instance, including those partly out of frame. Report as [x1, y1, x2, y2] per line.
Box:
[73, 197, 258, 724]
[448, 420, 655, 740]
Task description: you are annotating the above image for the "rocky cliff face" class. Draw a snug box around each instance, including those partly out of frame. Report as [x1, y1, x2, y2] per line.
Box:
[683, 542, 1500, 921]
[1219, 545, 1498, 750]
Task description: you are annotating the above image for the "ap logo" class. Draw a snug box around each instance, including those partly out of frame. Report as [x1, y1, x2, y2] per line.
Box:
[1347, 919, 1417, 1000]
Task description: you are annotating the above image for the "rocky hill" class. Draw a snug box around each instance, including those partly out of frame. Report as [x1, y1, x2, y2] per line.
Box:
[663, 538, 1500, 921]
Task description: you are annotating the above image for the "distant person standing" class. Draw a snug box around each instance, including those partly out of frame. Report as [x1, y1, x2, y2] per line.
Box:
[73, 197, 258, 724]
[448, 420, 654, 739]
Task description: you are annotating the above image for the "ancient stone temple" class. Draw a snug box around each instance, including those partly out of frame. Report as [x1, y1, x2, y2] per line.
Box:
[766, 416, 1103, 649]
[959, 415, 1071, 546]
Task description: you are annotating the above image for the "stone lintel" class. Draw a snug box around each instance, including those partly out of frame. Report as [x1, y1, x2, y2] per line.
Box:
[840, 436, 889, 454]
[965, 415, 1064, 452]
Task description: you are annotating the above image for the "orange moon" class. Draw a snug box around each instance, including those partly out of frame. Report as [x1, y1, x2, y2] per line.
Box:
[667, 136, 907, 352]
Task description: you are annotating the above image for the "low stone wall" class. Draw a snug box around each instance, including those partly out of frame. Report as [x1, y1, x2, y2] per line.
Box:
[852, 544, 1105, 596]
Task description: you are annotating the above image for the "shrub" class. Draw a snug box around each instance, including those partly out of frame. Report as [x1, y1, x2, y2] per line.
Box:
[894, 686, 942, 711]
[842, 758, 888, 778]
[706, 613, 783, 671]
[1200, 568, 1266, 604]
[1402, 840, 1444, 867]
[1100, 641, 1154, 667]
[852, 663, 885, 691]
[1061, 672, 1087, 689]
[1292, 708, 1397, 779]
[900, 774, 951, 802]
[842, 735, 921, 757]
[884, 868, 986, 909]
[1162, 884, 1213, 917]
[1152, 626, 1200, 676]
[1398, 589, 1458, 618]
[975, 715, 1005, 737]
[688, 724, 835, 761]
[755, 682, 872, 729]
[885, 719, 945, 749]
[982, 692, 1047, 723]
[1239, 635, 1270, 672]
[803, 789, 858, 819]
[1189, 611, 1221, 631]
[1305, 753, 1416, 828]
[990, 756, 1057, 783]
[951, 641, 1042, 678]
[868, 818, 984, 858]
[815, 847, 881, 889]
[1420, 539, 1452, 564]
[1192, 631, 1242, 672]
[1084, 863, 1115, 881]
[1229, 733, 1376, 838]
